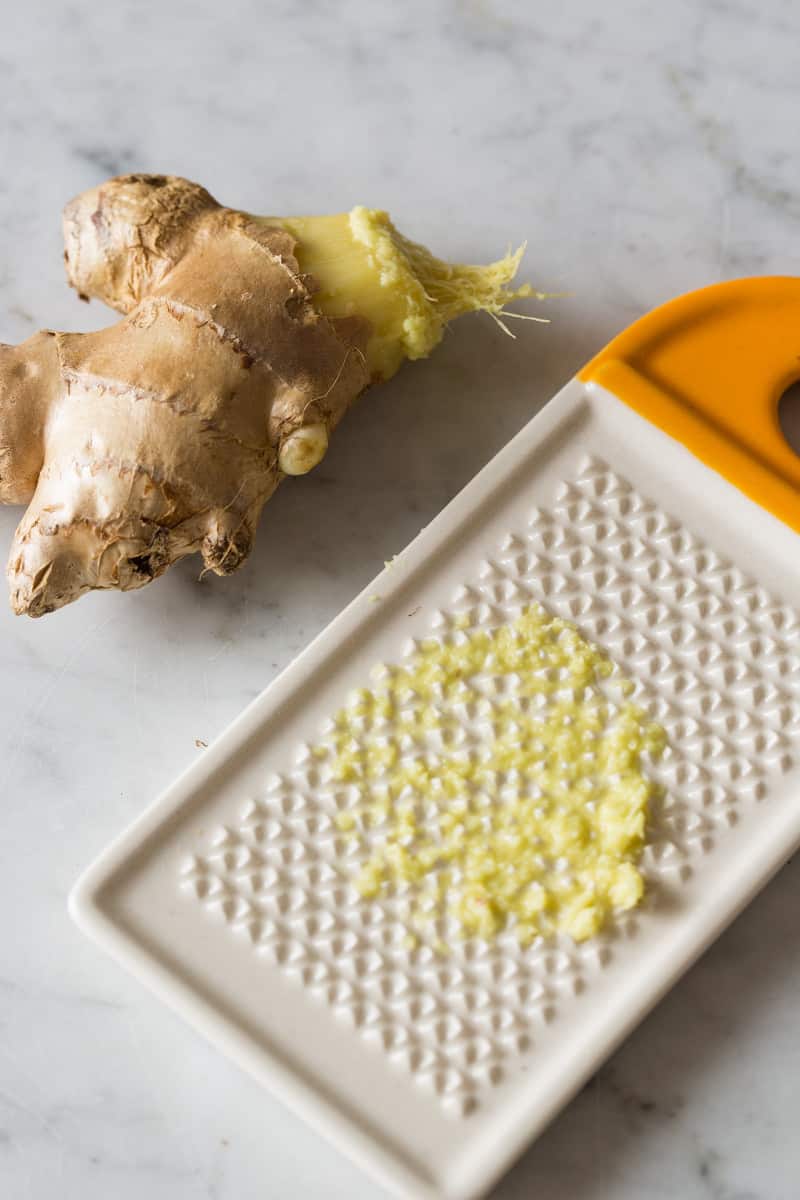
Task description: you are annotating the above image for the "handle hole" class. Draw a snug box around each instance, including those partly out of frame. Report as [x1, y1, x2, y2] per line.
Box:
[778, 380, 800, 457]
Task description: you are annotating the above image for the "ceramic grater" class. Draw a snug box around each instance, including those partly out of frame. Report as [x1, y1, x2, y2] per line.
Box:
[71, 277, 800, 1200]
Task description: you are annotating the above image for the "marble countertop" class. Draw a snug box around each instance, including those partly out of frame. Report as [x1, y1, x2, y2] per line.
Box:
[1, 1, 799, 1197]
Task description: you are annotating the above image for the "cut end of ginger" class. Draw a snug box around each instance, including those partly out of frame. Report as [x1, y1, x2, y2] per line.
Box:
[269, 206, 534, 382]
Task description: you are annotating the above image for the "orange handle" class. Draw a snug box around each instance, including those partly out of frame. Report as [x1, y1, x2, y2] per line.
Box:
[578, 277, 800, 533]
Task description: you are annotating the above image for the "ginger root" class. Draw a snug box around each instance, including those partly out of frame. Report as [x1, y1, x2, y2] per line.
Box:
[0, 174, 532, 616]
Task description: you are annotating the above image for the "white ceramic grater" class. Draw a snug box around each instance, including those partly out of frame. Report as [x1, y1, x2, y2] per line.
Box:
[71, 278, 800, 1200]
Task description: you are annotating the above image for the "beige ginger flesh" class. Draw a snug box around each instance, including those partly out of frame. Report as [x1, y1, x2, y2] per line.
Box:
[0, 175, 531, 616]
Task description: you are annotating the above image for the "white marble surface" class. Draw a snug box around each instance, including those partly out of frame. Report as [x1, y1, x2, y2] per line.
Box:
[1, 1, 799, 1196]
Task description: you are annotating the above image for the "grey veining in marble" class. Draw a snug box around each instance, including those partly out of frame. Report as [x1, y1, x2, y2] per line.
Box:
[1, 1, 799, 1197]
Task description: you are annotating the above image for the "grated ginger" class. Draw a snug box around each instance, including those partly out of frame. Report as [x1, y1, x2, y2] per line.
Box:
[318, 604, 666, 946]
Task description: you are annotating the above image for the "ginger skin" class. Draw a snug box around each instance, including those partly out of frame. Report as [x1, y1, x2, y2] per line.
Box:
[0, 175, 531, 616]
